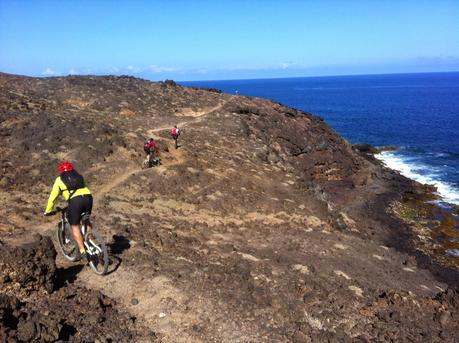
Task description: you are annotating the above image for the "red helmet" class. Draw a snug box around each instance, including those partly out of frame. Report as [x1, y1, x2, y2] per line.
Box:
[58, 161, 74, 173]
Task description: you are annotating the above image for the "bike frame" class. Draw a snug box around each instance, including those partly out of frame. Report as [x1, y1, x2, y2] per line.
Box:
[84, 229, 104, 257]
[52, 206, 109, 275]
[56, 207, 102, 257]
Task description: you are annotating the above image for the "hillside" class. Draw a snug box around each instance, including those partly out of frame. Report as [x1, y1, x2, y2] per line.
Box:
[0, 72, 458, 342]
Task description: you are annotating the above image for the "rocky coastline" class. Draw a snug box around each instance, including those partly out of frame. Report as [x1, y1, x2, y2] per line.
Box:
[1, 72, 458, 342]
[354, 142, 459, 284]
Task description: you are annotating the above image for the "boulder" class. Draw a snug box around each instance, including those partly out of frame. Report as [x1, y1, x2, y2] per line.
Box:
[332, 211, 356, 231]
[0, 234, 57, 294]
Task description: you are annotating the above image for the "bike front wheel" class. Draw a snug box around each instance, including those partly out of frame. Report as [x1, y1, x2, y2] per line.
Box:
[56, 222, 79, 262]
[84, 228, 109, 275]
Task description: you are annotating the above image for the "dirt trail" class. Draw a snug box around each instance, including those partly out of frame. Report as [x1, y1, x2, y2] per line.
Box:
[97, 131, 188, 198]
[149, 120, 193, 136]
[175, 101, 227, 117]
[79, 254, 201, 342]
[96, 100, 221, 197]
[96, 167, 141, 197]
[147, 100, 228, 139]
[68, 102, 226, 342]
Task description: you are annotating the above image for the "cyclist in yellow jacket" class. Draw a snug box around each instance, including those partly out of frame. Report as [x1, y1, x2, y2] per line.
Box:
[44, 162, 92, 262]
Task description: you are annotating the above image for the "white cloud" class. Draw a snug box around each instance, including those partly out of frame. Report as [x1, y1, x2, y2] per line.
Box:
[217, 63, 298, 72]
[195, 68, 209, 74]
[42, 67, 59, 76]
[68, 68, 78, 75]
[145, 65, 177, 73]
[415, 55, 459, 66]
[221, 65, 261, 71]
[127, 65, 140, 73]
[280, 62, 290, 69]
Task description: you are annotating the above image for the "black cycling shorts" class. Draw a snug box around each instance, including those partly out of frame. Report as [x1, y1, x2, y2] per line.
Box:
[144, 147, 151, 154]
[67, 194, 93, 225]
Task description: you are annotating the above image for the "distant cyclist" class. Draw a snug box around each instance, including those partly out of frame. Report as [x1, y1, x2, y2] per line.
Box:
[171, 125, 180, 149]
[44, 162, 92, 262]
[144, 137, 159, 163]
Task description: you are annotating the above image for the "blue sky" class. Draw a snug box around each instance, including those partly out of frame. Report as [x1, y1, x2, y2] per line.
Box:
[1, 0, 458, 81]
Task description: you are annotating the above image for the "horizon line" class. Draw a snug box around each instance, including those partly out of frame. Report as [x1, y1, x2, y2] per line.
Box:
[2, 69, 459, 83]
[177, 70, 459, 83]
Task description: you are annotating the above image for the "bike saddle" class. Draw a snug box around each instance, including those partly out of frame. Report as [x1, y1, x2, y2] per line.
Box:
[81, 212, 91, 224]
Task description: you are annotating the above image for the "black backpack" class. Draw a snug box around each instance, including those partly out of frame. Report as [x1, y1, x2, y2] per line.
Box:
[61, 170, 85, 198]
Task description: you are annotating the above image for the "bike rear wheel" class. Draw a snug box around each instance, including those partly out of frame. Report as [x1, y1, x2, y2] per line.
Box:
[56, 222, 79, 262]
[85, 228, 109, 275]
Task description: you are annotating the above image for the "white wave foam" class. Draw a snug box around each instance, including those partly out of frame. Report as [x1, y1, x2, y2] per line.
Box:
[377, 151, 459, 205]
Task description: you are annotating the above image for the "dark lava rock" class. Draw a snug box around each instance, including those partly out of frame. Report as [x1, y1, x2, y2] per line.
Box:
[0, 234, 57, 294]
[435, 288, 459, 309]
[0, 285, 153, 342]
[17, 312, 62, 342]
[0, 294, 62, 342]
[353, 144, 399, 154]
[353, 144, 379, 154]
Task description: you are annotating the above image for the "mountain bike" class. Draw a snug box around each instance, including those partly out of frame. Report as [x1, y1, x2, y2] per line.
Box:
[142, 152, 161, 169]
[49, 206, 109, 275]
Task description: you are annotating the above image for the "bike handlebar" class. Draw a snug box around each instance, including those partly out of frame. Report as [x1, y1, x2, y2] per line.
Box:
[45, 206, 68, 216]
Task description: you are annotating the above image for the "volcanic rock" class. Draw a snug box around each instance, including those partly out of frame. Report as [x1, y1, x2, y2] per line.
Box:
[0, 234, 56, 294]
[0, 72, 458, 342]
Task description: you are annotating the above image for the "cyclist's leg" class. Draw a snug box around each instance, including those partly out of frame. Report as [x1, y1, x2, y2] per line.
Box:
[144, 147, 150, 162]
[68, 195, 93, 254]
[68, 197, 85, 252]
[71, 224, 85, 250]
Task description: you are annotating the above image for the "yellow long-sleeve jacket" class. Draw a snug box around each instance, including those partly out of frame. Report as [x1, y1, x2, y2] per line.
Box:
[44, 176, 91, 213]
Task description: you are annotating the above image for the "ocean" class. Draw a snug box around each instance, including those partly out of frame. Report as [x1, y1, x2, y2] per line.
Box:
[181, 72, 459, 205]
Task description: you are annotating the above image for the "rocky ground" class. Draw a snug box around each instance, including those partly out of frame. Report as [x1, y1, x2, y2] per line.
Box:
[0, 72, 458, 342]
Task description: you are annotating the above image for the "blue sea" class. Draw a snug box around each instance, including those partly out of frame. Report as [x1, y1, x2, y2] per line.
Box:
[182, 72, 459, 205]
